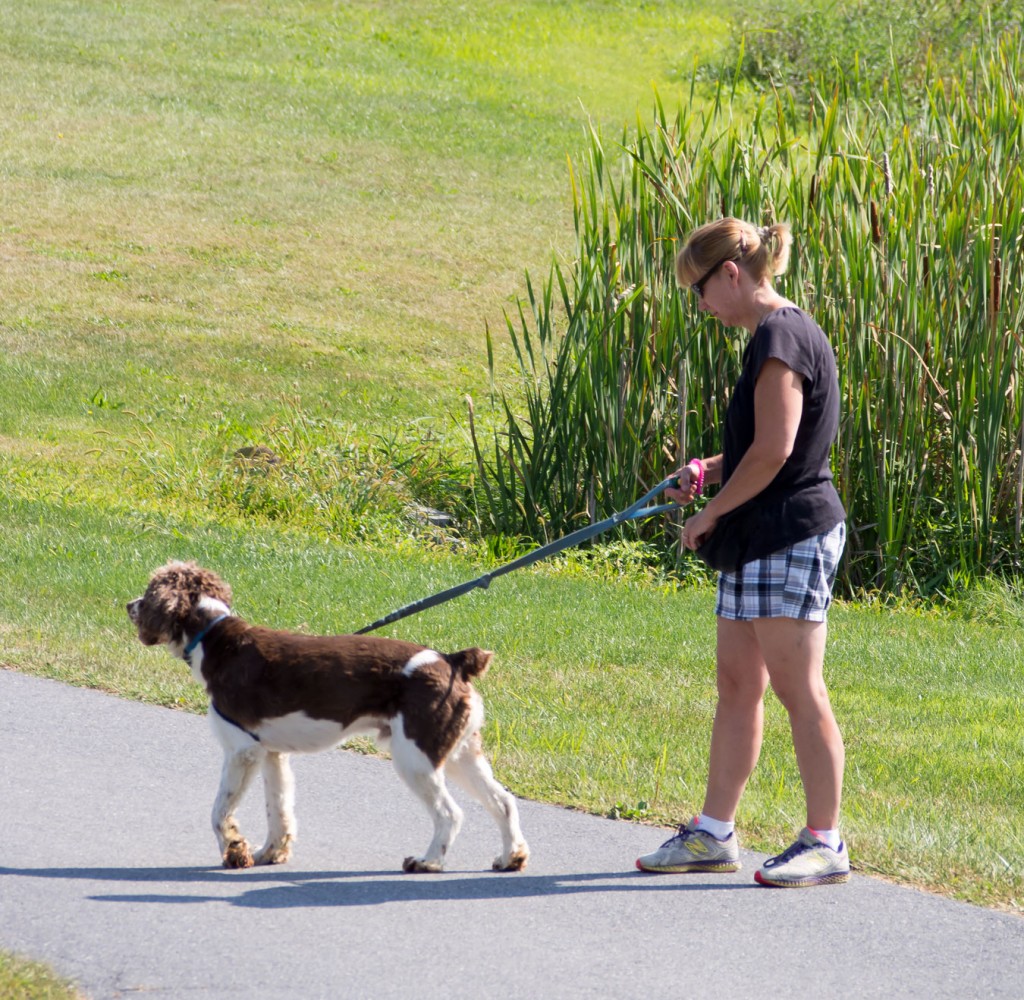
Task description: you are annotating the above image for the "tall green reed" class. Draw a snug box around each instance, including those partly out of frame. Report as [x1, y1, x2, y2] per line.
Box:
[473, 29, 1024, 596]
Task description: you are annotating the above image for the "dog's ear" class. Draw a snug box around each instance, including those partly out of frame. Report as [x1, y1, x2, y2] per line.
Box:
[192, 565, 232, 607]
[144, 562, 192, 622]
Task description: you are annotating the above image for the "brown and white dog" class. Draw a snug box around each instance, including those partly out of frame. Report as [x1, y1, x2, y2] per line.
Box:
[126, 560, 529, 874]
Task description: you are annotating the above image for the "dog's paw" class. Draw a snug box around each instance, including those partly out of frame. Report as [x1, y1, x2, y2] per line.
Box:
[402, 855, 444, 874]
[223, 840, 255, 869]
[254, 838, 293, 866]
[493, 846, 530, 872]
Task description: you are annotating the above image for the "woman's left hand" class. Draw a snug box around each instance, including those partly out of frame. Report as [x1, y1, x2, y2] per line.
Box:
[681, 507, 718, 550]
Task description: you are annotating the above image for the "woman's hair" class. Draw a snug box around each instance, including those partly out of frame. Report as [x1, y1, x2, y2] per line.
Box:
[675, 218, 793, 288]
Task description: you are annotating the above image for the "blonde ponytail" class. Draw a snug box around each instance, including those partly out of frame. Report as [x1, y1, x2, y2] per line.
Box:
[676, 218, 793, 287]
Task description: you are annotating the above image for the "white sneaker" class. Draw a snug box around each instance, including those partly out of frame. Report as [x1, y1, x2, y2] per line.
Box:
[636, 817, 741, 873]
[754, 827, 850, 887]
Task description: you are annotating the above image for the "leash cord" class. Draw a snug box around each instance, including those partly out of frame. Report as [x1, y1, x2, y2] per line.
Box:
[355, 477, 680, 635]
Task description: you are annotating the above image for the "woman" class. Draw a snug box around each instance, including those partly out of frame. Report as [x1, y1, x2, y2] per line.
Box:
[636, 218, 849, 888]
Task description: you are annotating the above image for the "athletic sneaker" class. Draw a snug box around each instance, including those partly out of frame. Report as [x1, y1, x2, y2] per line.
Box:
[635, 818, 741, 873]
[754, 827, 851, 887]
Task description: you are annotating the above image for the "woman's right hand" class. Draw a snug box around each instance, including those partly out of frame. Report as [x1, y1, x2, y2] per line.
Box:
[665, 462, 703, 505]
[681, 506, 717, 550]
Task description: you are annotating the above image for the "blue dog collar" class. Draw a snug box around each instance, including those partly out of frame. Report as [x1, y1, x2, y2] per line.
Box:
[183, 614, 229, 659]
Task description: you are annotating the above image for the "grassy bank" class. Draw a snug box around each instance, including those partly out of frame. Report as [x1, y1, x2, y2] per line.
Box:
[0, 951, 81, 1000]
[0, 0, 731, 553]
[0, 0, 730, 435]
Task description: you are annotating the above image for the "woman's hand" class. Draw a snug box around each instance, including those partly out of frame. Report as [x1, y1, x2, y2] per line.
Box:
[681, 506, 718, 550]
[665, 461, 703, 505]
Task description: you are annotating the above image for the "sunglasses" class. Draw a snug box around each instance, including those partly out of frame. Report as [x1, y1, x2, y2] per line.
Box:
[690, 256, 734, 297]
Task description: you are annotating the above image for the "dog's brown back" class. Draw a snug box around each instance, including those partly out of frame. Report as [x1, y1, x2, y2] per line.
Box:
[197, 620, 490, 762]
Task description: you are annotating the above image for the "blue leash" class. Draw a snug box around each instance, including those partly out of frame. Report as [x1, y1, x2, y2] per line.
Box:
[355, 476, 680, 634]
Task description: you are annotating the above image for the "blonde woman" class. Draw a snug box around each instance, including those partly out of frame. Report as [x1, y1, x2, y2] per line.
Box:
[636, 218, 849, 888]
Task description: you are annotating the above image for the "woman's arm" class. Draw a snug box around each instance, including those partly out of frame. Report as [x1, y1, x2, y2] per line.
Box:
[681, 358, 804, 548]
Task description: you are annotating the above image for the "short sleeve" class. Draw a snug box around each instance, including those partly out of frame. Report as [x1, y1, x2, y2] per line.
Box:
[748, 308, 817, 383]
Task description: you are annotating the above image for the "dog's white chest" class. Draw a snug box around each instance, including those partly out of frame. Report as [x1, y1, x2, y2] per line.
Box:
[254, 711, 372, 753]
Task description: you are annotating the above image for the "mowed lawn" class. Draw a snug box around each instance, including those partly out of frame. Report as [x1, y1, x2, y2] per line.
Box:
[0, 0, 1021, 923]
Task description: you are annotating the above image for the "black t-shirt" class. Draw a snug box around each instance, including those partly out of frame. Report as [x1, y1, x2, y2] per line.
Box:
[720, 306, 846, 558]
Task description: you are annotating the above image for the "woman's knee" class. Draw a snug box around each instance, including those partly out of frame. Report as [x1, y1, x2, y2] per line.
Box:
[769, 673, 833, 719]
[716, 648, 769, 708]
[715, 619, 768, 702]
[716, 663, 767, 706]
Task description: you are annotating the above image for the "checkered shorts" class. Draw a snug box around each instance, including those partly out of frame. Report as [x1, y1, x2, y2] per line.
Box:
[715, 522, 846, 622]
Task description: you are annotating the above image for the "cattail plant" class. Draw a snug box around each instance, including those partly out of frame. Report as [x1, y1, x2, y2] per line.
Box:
[475, 28, 1024, 597]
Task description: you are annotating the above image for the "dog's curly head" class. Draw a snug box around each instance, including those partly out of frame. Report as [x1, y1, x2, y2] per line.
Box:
[126, 561, 233, 646]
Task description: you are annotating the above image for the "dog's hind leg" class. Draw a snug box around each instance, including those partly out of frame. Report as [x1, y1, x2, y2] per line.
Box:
[212, 746, 262, 869]
[253, 751, 296, 866]
[446, 730, 530, 872]
[390, 718, 463, 873]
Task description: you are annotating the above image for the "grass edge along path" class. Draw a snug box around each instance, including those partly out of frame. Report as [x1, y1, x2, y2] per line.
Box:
[0, 950, 82, 1000]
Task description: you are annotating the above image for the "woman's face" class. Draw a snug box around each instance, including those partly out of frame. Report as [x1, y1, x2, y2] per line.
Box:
[694, 259, 739, 325]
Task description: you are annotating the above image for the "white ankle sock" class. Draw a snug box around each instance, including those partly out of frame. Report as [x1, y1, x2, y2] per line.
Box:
[809, 827, 842, 851]
[696, 813, 735, 841]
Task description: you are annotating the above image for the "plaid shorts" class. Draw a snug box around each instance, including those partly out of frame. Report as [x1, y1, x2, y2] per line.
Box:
[715, 522, 846, 622]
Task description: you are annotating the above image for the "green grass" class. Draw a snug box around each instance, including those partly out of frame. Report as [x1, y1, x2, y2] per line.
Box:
[720, 0, 1021, 97]
[0, 0, 1021, 926]
[0, 0, 730, 422]
[0, 952, 80, 1000]
[0, 0, 731, 543]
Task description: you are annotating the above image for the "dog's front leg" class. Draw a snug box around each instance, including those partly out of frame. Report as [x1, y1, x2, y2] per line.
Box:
[253, 751, 296, 865]
[212, 746, 262, 868]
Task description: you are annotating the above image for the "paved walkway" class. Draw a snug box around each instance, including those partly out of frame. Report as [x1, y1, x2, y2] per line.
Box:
[1, 669, 1021, 999]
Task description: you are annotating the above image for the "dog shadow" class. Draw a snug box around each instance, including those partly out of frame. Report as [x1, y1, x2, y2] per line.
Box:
[0, 864, 754, 909]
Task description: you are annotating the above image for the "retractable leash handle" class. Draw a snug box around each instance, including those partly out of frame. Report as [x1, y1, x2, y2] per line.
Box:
[354, 476, 681, 635]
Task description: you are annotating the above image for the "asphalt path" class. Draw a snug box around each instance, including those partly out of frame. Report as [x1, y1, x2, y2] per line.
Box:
[2, 669, 1021, 999]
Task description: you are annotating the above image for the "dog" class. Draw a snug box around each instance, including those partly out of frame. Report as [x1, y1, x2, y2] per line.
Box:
[126, 560, 529, 874]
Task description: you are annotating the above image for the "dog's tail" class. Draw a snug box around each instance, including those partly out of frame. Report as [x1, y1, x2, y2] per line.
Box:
[447, 647, 494, 680]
